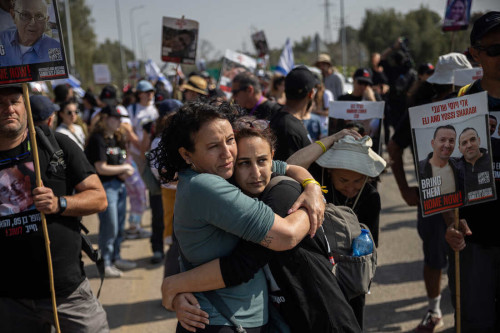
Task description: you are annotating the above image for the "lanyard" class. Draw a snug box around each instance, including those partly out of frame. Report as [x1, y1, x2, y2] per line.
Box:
[249, 95, 264, 116]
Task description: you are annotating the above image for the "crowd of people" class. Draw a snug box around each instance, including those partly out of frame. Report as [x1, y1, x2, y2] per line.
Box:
[0, 8, 499, 333]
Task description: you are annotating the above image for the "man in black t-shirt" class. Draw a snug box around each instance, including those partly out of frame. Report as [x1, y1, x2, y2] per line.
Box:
[231, 71, 283, 120]
[0, 85, 109, 332]
[270, 66, 316, 163]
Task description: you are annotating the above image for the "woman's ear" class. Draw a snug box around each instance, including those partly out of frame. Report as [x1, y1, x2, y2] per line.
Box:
[178, 147, 191, 164]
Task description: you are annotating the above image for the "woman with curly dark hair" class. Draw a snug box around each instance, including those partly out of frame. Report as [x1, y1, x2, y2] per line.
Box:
[85, 105, 137, 278]
[152, 101, 326, 332]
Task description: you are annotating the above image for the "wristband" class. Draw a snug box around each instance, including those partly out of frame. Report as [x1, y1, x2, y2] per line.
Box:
[301, 178, 328, 193]
[315, 141, 327, 153]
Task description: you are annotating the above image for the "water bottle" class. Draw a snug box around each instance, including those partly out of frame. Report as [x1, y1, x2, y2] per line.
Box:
[352, 229, 373, 257]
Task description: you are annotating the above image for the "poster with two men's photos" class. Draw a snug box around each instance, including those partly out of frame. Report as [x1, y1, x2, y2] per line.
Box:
[410, 91, 496, 216]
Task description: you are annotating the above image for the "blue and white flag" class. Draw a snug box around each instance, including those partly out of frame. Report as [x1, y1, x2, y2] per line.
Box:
[51, 74, 85, 97]
[145, 59, 173, 94]
[275, 38, 294, 75]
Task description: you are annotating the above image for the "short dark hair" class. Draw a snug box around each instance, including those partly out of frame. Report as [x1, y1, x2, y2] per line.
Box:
[489, 114, 497, 122]
[459, 127, 479, 142]
[150, 101, 242, 183]
[433, 125, 456, 139]
[233, 72, 261, 94]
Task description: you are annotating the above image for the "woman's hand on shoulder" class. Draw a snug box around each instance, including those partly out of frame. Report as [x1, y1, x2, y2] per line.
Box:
[287, 182, 325, 237]
[172, 293, 210, 332]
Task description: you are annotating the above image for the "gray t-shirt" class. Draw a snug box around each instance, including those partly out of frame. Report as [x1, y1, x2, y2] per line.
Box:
[324, 71, 346, 100]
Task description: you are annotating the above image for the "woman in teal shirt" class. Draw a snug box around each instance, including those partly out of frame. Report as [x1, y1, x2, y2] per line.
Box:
[152, 101, 325, 332]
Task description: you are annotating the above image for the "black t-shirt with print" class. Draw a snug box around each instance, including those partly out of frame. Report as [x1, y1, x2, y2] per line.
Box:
[0, 128, 95, 298]
[85, 132, 125, 183]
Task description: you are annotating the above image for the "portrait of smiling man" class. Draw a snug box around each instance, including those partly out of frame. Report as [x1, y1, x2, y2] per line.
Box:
[0, 0, 62, 66]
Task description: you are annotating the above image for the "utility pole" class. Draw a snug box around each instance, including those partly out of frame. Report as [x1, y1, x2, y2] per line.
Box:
[340, 0, 347, 77]
[62, 0, 75, 75]
[323, 0, 333, 44]
[115, 0, 126, 87]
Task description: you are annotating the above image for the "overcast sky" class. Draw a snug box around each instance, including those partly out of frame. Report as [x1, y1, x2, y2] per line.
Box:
[85, 0, 499, 65]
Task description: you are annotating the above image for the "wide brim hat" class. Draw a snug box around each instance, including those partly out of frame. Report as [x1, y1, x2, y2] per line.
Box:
[426, 52, 472, 85]
[181, 75, 208, 95]
[315, 53, 332, 66]
[315, 135, 386, 177]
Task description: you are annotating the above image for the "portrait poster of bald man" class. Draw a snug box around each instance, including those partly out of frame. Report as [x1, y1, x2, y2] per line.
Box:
[409, 91, 496, 216]
[0, 0, 68, 84]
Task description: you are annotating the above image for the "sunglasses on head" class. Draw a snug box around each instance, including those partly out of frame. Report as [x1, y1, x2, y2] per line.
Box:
[474, 44, 500, 57]
[233, 118, 269, 131]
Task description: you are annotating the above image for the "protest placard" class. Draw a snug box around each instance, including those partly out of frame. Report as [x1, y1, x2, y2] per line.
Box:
[93, 63, 111, 84]
[217, 49, 256, 99]
[0, 162, 43, 238]
[161, 16, 198, 64]
[329, 100, 385, 153]
[442, 0, 472, 32]
[409, 91, 496, 216]
[454, 67, 483, 87]
[0, 0, 68, 84]
[251, 30, 269, 57]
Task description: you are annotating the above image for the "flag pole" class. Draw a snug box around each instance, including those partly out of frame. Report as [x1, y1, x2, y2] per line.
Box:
[22, 83, 61, 333]
[454, 208, 461, 333]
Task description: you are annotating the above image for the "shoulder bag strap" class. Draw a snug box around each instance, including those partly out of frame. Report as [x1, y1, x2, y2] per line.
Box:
[178, 247, 247, 333]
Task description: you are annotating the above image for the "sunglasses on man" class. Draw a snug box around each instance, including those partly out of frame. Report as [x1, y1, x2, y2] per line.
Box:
[474, 44, 500, 57]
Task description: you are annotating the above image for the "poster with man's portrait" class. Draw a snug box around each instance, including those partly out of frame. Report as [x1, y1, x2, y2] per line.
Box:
[442, 0, 472, 32]
[0, 0, 68, 84]
[409, 92, 496, 216]
[329, 101, 385, 154]
[161, 16, 198, 65]
[251, 30, 269, 57]
[217, 49, 256, 100]
[0, 162, 43, 240]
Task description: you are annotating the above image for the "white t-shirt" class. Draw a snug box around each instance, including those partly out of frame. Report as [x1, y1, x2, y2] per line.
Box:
[127, 102, 159, 156]
[56, 123, 86, 150]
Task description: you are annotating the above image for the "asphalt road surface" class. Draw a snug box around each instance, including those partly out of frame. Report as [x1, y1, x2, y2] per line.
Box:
[82, 148, 457, 332]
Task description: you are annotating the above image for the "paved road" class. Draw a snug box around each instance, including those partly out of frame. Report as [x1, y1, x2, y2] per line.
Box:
[82, 148, 457, 332]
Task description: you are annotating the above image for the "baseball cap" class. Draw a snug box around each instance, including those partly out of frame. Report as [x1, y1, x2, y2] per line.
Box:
[285, 66, 318, 100]
[470, 11, 500, 46]
[154, 90, 169, 104]
[100, 105, 127, 118]
[181, 75, 208, 95]
[99, 85, 118, 104]
[353, 68, 373, 85]
[136, 80, 155, 92]
[315, 53, 332, 66]
[0, 84, 23, 94]
[30, 95, 59, 122]
[426, 53, 472, 85]
[418, 63, 435, 76]
[157, 99, 182, 118]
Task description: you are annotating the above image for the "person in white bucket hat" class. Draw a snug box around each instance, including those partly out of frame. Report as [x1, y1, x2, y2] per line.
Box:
[426, 52, 472, 85]
[288, 133, 386, 330]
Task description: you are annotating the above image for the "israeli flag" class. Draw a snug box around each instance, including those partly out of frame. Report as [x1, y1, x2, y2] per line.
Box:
[51, 74, 85, 97]
[275, 38, 294, 75]
[145, 59, 173, 94]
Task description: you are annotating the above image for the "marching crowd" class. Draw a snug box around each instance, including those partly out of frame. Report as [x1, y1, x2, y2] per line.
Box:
[0, 9, 499, 333]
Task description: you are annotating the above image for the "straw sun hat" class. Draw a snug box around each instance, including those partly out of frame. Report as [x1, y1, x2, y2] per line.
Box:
[315, 135, 386, 177]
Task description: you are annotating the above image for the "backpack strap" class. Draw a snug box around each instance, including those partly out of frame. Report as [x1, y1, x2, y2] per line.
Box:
[80, 223, 105, 298]
[260, 175, 294, 199]
[35, 125, 66, 175]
